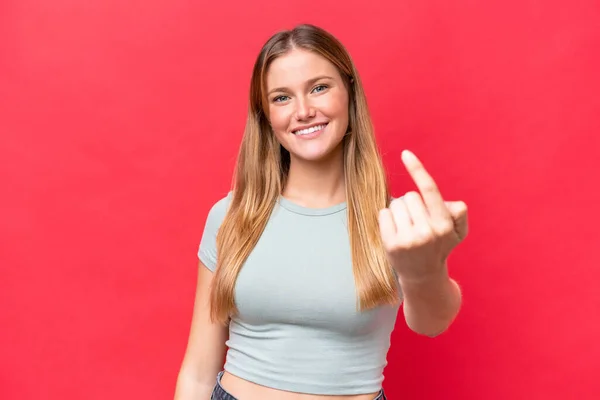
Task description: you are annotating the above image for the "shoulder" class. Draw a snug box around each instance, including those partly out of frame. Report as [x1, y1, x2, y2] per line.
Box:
[201, 190, 234, 243]
[206, 191, 233, 221]
[197, 191, 233, 271]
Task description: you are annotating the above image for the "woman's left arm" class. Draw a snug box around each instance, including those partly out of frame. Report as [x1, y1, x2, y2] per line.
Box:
[399, 264, 462, 337]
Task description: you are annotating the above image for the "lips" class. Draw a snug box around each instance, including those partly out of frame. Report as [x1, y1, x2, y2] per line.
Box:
[292, 123, 328, 135]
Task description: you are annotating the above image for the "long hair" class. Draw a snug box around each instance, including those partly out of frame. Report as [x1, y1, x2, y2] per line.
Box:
[209, 24, 399, 324]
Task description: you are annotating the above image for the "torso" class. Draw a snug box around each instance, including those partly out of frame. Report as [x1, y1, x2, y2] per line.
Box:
[206, 194, 401, 399]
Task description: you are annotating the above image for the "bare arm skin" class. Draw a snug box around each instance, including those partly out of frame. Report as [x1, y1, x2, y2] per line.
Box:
[174, 261, 229, 400]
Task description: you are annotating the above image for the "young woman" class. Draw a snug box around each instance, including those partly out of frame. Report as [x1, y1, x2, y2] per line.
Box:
[174, 24, 468, 400]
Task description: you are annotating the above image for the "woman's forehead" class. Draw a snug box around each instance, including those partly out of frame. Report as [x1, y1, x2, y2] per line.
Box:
[266, 49, 340, 90]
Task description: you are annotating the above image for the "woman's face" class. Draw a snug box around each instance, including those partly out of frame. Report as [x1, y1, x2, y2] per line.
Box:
[265, 48, 350, 163]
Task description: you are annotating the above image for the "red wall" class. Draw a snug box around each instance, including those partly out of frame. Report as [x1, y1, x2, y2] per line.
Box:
[1, 1, 599, 399]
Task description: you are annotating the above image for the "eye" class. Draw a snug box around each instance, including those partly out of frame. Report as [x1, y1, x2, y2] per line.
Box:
[273, 95, 289, 103]
[312, 84, 328, 93]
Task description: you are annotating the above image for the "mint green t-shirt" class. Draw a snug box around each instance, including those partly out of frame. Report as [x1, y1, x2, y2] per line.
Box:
[198, 192, 401, 395]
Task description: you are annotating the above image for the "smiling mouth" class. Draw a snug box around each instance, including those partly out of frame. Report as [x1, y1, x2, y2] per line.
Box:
[292, 123, 328, 136]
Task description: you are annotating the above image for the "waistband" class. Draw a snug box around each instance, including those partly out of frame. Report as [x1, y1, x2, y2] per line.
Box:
[211, 371, 387, 400]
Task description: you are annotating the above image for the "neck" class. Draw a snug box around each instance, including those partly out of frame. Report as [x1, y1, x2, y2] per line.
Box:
[282, 145, 346, 208]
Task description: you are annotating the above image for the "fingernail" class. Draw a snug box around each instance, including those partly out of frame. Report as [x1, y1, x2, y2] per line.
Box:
[402, 149, 414, 161]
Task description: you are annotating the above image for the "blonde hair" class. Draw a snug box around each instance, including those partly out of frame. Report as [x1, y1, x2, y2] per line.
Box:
[210, 24, 399, 324]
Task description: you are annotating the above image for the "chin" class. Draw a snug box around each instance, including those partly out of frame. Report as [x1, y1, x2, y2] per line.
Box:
[294, 153, 330, 163]
[290, 143, 344, 163]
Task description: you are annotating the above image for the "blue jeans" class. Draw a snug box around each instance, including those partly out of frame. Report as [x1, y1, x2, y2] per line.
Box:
[210, 371, 388, 400]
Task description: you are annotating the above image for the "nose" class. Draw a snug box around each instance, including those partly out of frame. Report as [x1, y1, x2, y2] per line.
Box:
[294, 96, 315, 121]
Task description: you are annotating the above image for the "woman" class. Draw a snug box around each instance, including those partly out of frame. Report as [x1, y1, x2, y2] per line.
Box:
[174, 24, 468, 400]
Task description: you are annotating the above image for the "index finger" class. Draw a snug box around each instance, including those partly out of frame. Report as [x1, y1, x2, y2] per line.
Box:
[401, 149, 450, 220]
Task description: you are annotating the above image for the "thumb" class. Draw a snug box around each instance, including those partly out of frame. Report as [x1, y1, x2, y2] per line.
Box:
[444, 201, 467, 219]
[444, 201, 469, 240]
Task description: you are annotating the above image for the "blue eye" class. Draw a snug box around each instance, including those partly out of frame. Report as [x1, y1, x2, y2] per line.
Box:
[273, 95, 289, 103]
[312, 84, 328, 93]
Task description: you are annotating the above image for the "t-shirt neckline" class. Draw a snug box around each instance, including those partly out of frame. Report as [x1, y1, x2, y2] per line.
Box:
[277, 195, 347, 216]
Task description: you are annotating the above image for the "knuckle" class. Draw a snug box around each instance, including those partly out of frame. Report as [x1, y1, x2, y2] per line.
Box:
[415, 226, 433, 242]
[389, 237, 411, 251]
[402, 191, 420, 204]
[422, 182, 438, 193]
[390, 198, 403, 208]
[436, 221, 454, 236]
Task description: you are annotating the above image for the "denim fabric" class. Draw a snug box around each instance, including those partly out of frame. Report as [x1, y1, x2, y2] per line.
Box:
[210, 371, 388, 400]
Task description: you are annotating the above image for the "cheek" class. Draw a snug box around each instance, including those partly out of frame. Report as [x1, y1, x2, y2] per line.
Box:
[322, 92, 348, 118]
[268, 108, 291, 146]
[323, 96, 349, 131]
[268, 107, 291, 133]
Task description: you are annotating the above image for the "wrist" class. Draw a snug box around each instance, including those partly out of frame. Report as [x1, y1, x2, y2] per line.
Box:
[397, 262, 450, 288]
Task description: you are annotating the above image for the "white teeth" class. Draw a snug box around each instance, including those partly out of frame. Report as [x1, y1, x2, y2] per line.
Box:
[294, 124, 326, 135]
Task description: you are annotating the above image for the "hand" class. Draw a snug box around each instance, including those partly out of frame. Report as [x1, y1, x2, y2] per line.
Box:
[378, 150, 468, 282]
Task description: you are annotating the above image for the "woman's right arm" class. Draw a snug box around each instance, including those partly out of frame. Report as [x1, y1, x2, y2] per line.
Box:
[174, 261, 229, 400]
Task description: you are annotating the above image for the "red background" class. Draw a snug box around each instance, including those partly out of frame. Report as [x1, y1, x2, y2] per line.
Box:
[1, 1, 599, 399]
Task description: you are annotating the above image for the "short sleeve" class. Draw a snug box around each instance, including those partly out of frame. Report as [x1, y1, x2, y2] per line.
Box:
[197, 192, 232, 272]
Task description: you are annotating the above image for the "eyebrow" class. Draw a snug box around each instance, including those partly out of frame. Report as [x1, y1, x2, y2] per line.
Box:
[267, 75, 334, 96]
